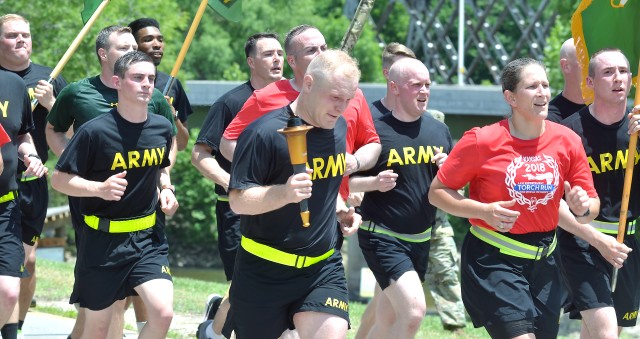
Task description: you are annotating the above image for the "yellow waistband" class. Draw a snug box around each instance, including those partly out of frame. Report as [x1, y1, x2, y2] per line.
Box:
[84, 212, 156, 233]
[0, 191, 18, 204]
[20, 172, 39, 182]
[470, 225, 556, 260]
[217, 195, 229, 202]
[361, 221, 432, 243]
[240, 236, 334, 268]
[591, 219, 636, 235]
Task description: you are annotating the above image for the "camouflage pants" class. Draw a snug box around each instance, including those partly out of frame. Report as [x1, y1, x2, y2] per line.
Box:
[426, 225, 466, 329]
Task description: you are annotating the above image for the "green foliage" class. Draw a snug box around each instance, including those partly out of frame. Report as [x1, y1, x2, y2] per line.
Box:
[165, 128, 217, 245]
[1, 0, 189, 83]
[370, 0, 410, 45]
[178, 0, 385, 82]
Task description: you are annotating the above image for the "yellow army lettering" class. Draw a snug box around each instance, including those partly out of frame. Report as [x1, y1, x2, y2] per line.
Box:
[310, 153, 346, 180]
[324, 297, 348, 311]
[587, 151, 640, 174]
[30, 235, 39, 244]
[111, 147, 166, 170]
[387, 145, 443, 167]
[622, 310, 638, 320]
[0, 100, 9, 118]
[27, 87, 36, 101]
[161, 265, 172, 275]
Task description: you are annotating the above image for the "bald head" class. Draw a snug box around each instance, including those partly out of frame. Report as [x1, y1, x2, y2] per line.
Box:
[559, 38, 576, 61]
[389, 58, 429, 83]
[558, 38, 584, 103]
[389, 58, 431, 119]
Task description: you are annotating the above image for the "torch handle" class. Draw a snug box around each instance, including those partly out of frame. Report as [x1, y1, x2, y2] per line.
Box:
[292, 164, 311, 227]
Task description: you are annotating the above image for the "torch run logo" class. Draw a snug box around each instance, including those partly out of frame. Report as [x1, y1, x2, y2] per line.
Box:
[505, 154, 559, 211]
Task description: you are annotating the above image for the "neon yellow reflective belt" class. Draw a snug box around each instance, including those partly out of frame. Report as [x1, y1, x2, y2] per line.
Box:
[84, 212, 156, 233]
[20, 172, 39, 182]
[241, 236, 334, 268]
[470, 225, 556, 260]
[217, 195, 229, 202]
[0, 191, 17, 204]
[361, 221, 432, 243]
[591, 219, 636, 235]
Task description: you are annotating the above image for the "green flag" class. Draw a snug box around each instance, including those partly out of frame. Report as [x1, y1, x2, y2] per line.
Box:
[572, 0, 640, 103]
[208, 0, 242, 22]
[81, 0, 103, 24]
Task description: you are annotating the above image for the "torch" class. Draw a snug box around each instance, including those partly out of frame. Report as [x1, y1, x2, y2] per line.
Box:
[278, 115, 313, 227]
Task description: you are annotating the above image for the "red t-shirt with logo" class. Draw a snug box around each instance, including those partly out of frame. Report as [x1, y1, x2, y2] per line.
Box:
[437, 120, 596, 234]
[223, 79, 380, 199]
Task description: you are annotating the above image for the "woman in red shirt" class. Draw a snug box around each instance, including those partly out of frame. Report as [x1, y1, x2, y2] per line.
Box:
[428, 58, 607, 339]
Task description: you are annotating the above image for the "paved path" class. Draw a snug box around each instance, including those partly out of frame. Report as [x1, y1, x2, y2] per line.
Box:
[22, 311, 138, 339]
[20, 301, 201, 338]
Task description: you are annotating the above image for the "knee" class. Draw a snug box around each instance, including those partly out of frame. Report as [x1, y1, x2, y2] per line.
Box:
[153, 306, 174, 329]
[404, 305, 427, 330]
[26, 252, 36, 268]
[0, 287, 19, 307]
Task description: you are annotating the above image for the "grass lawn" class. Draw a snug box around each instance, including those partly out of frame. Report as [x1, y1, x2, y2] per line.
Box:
[36, 258, 491, 338]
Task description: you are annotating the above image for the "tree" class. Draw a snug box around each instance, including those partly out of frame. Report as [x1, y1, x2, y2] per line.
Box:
[177, 0, 384, 82]
[543, 1, 581, 95]
[2, 1, 189, 83]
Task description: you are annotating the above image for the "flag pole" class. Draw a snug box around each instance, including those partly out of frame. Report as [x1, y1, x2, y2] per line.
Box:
[31, 0, 110, 110]
[611, 58, 640, 292]
[340, 0, 376, 53]
[162, 0, 208, 97]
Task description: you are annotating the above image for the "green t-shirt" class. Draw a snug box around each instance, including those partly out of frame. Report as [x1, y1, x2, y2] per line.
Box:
[47, 75, 177, 135]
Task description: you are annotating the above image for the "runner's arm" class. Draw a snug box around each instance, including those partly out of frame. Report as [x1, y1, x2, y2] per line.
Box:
[45, 122, 69, 156]
[557, 199, 629, 268]
[219, 137, 236, 162]
[191, 143, 230, 192]
[229, 170, 312, 215]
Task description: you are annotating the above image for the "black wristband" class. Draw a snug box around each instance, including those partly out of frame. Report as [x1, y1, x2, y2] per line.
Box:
[571, 208, 590, 218]
[27, 153, 41, 160]
[161, 185, 175, 195]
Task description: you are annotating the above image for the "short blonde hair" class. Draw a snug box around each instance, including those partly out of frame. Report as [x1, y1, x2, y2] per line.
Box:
[0, 14, 29, 35]
[306, 49, 361, 85]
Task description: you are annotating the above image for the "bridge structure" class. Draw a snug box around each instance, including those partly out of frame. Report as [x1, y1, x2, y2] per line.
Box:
[345, 0, 556, 85]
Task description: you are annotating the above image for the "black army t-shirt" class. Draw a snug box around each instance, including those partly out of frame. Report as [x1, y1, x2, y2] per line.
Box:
[0, 70, 34, 192]
[1, 63, 67, 165]
[547, 92, 586, 123]
[561, 106, 640, 222]
[56, 109, 172, 219]
[229, 106, 347, 256]
[196, 81, 254, 196]
[155, 71, 193, 123]
[360, 113, 453, 234]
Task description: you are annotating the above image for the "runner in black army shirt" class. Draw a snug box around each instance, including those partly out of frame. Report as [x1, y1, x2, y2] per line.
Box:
[129, 17, 193, 151]
[0, 15, 68, 336]
[223, 50, 361, 339]
[192, 32, 284, 339]
[559, 49, 638, 338]
[51, 52, 177, 338]
[351, 58, 451, 339]
[0, 69, 46, 329]
[44, 25, 176, 339]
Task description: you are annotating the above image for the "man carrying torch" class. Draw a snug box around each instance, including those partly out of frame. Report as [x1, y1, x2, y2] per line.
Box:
[224, 50, 361, 339]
